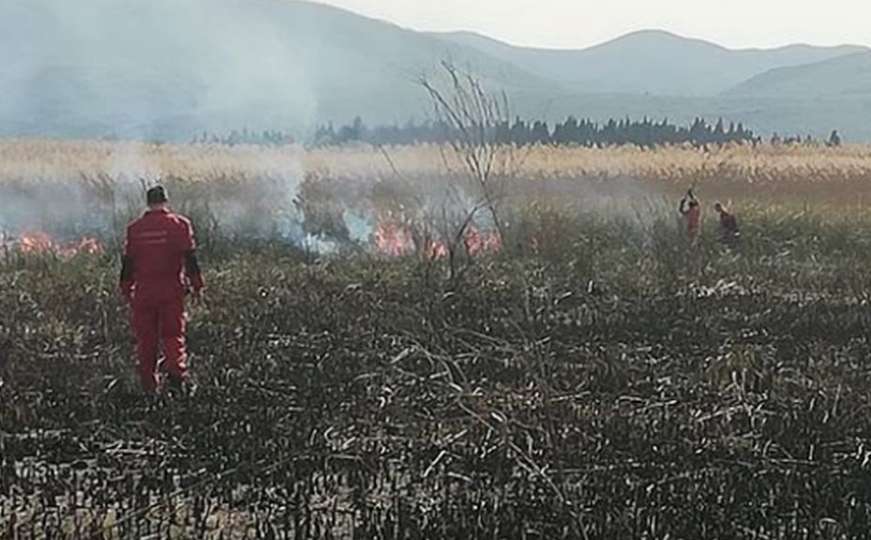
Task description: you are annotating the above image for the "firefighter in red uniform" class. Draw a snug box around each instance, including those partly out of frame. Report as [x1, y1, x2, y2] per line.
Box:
[679, 189, 702, 243]
[714, 202, 740, 245]
[120, 186, 204, 394]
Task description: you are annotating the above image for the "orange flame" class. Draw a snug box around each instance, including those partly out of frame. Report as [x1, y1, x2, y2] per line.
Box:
[374, 221, 416, 257]
[17, 232, 104, 258]
[374, 219, 500, 259]
[463, 226, 502, 256]
[428, 240, 448, 260]
[66, 237, 104, 257]
[19, 232, 55, 253]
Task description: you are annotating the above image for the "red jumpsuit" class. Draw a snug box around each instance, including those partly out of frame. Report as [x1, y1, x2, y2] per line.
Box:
[718, 210, 740, 244]
[719, 211, 738, 236]
[120, 208, 204, 393]
[686, 206, 702, 240]
[679, 199, 702, 242]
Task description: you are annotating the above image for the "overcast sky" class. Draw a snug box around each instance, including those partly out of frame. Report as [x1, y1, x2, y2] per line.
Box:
[318, 0, 871, 49]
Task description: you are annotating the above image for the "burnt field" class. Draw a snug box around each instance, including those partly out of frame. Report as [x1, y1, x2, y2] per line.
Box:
[3, 142, 871, 538]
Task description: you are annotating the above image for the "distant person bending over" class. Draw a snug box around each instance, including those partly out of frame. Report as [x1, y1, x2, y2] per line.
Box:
[120, 186, 205, 394]
[714, 202, 740, 245]
[679, 189, 702, 243]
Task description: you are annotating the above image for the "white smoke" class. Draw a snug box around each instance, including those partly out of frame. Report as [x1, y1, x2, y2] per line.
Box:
[0, 0, 320, 243]
[0, 0, 318, 140]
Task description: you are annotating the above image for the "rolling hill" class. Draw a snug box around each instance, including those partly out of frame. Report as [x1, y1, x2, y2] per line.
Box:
[1, 0, 870, 140]
[0, 0, 551, 140]
[438, 30, 867, 97]
[725, 52, 871, 98]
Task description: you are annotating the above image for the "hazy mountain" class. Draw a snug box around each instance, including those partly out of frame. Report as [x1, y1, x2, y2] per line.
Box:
[2, 0, 871, 141]
[725, 52, 871, 98]
[439, 30, 868, 97]
[0, 0, 550, 140]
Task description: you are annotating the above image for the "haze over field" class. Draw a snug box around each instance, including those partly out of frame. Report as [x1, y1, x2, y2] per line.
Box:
[3, 0, 871, 140]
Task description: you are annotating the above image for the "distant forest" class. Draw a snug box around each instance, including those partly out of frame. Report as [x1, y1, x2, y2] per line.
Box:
[194, 117, 843, 149]
[313, 116, 757, 148]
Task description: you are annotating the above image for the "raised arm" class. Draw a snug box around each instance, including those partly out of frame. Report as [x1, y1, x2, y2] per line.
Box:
[678, 197, 688, 215]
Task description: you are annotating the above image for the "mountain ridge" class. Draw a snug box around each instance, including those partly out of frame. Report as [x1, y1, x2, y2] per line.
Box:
[2, 0, 871, 140]
[441, 28, 866, 55]
[0, 0, 555, 139]
[436, 29, 868, 96]
[725, 51, 871, 98]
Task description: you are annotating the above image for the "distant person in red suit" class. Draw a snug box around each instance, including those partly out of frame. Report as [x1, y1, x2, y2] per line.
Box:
[679, 189, 702, 243]
[120, 186, 204, 394]
[714, 202, 740, 246]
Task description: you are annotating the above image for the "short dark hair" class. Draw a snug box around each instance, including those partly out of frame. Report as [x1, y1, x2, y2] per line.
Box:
[146, 185, 168, 205]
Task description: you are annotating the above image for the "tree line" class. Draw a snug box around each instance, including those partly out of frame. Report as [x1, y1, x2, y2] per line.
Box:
[313, 116, 759, 148]
[192, 128, 295, 146]
[190, 119, 844, 149]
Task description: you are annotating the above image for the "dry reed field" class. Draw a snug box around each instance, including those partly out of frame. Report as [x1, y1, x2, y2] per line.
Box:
[4, 138, 871, 193]
[3, 139, 871, 538]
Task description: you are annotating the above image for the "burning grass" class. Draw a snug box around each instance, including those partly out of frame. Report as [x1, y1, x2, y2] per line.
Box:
[3, 140, 871, 537]
[4, 207, 871, 538]
[15, 232, 104, 258]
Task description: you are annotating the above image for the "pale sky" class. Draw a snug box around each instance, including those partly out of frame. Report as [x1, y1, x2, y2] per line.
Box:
[318, 0, 871, 50]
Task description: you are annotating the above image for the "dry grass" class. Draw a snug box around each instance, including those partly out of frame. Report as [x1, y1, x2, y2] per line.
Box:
[3, 139, 871, 202]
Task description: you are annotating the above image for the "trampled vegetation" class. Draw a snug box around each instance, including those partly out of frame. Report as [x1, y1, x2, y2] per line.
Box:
[2, 141, 871, 538]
